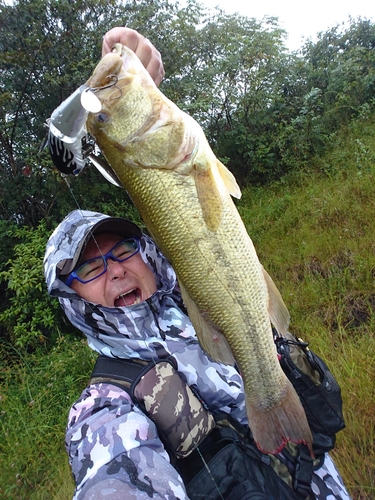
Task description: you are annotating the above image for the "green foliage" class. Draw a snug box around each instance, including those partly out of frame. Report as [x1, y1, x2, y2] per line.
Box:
[0, 221, 68, 351]
[238, 116, 375, 498]
[1, 1, 375, 219]
[0, 220, 18, 310]
[0, 336, 96, 499]
[0, 0, 177, 227]
[0, 0, 111, 225]
[302, 18, 375, 131]
[160, 11, 375, 184]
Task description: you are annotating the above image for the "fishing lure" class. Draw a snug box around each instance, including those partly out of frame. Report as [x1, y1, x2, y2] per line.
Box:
[47, 84, 121, 186]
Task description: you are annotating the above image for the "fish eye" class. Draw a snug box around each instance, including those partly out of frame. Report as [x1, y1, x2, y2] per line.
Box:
[96, 112, 109, 123]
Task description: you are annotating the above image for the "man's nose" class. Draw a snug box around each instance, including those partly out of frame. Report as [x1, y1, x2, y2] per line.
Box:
[106, 258, 126, 279]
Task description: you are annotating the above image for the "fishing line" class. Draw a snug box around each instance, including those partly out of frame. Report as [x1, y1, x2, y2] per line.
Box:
[62, 175, 136, 300]
[61, 174, 226, 500]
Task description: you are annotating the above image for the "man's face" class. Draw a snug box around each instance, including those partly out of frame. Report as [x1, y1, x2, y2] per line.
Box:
[70, 232, 157, 307]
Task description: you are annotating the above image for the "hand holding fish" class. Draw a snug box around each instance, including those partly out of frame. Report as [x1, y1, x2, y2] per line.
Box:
[46, 28, 163, 178]
[101, 27, 165, 86]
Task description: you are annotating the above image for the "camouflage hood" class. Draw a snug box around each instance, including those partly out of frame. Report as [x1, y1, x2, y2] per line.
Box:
[44, 209, 198, 360]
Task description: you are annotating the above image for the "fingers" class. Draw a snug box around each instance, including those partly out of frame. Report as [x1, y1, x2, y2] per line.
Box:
[101, 27, 139, 56]
[102, 27, 165, 86]
[131, 35, 165, 87]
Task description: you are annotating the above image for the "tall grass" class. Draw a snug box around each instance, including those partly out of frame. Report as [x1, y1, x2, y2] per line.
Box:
[239, 118, 375, 499]
[1, 117, 374, 499]
[0, 337, 96, 499]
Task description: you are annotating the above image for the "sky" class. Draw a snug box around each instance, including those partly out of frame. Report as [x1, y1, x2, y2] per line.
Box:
[197, 0, 375, 51]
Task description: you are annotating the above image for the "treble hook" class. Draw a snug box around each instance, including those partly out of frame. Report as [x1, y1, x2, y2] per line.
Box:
[88, 74, 122, 101]
[90, 74, 118, 92]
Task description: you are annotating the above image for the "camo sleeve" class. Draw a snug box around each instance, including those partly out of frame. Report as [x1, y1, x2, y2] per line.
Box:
[66, 382, 188, 499]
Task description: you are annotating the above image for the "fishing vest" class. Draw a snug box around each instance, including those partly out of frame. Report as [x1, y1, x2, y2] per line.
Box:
[90, 333, 345, 500]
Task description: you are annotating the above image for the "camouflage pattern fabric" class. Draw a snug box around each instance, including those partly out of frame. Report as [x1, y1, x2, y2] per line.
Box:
[132, 360, 216, 458]
[44, 210, 351, 499]
[312, 454, 351, 499]
[67, 383, 188, 499]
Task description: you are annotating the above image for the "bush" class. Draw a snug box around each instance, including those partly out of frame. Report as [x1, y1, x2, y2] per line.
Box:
[0, 221, 70, 353]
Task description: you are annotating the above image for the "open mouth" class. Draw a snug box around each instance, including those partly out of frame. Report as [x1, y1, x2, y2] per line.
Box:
[114, 288, 142, 307]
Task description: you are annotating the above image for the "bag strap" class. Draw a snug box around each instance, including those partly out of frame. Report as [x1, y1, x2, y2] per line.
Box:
[90, 354, 216, 462]
[294, 445, 314, 499]
[90, 355, 150, 393]
[280, 443, 314, 500]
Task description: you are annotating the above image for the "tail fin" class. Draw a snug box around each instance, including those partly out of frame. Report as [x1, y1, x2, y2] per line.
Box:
[247, 381, 314, 457]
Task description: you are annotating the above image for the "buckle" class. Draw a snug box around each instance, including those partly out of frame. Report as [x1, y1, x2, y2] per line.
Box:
[293, 444, 313, 499]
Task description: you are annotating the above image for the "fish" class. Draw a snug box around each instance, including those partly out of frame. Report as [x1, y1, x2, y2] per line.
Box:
[84, 43, 313, 455]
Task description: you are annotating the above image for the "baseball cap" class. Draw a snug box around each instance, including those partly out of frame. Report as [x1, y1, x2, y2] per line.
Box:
[59, 216, 142, 276]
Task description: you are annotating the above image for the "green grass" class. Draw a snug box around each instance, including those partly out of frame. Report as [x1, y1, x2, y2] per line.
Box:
[238, 118, 375, 499]
[1, 117, 375, 499]
[0, 337, 96, 500]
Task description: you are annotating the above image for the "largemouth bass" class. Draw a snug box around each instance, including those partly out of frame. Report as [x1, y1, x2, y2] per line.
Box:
[84, 44, 313, 455]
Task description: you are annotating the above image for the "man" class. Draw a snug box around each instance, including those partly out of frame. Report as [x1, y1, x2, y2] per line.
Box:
[44, 208, 350, 500]
[43, 29, 351, 499]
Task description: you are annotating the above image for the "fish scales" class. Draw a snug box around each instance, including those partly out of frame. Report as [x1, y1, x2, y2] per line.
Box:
[85, 44, 313, 455]
[114, 166, 281, 403]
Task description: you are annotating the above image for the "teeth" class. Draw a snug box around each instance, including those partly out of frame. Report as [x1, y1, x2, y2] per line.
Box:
[116, 289, 141, 305]
[117, 289, 134, 300]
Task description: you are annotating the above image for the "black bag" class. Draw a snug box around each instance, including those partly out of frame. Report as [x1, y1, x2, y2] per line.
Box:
[178, 415, 314, 500]
[275, 331, 345, 456]
[89, 333, 346, 500]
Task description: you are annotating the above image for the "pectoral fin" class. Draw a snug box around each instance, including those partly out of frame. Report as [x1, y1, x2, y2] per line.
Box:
[194, 157, 241, 232]
[262, 266, 290, 335]
[179, 281, 235, 366]
[217, 160, 241, 199]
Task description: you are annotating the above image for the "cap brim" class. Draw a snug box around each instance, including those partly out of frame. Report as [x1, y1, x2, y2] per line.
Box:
[60, 217, 142, 275]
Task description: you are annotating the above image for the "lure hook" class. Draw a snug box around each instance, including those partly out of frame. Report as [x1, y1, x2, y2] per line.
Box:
[90, 74, 119, 93]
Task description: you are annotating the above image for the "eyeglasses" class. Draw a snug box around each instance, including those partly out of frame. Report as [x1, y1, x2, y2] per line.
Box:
[65, 238, 140, 286]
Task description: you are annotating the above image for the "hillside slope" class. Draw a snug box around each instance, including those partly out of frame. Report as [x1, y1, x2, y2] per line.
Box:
[239, 117, 375, 499]
[1, 117, 374, 499]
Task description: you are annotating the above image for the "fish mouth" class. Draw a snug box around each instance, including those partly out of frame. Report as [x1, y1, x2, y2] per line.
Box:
[114, 288, 142, 307]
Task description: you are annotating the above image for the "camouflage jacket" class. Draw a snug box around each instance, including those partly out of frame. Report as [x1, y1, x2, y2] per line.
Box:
[44, 210, 351, 499]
